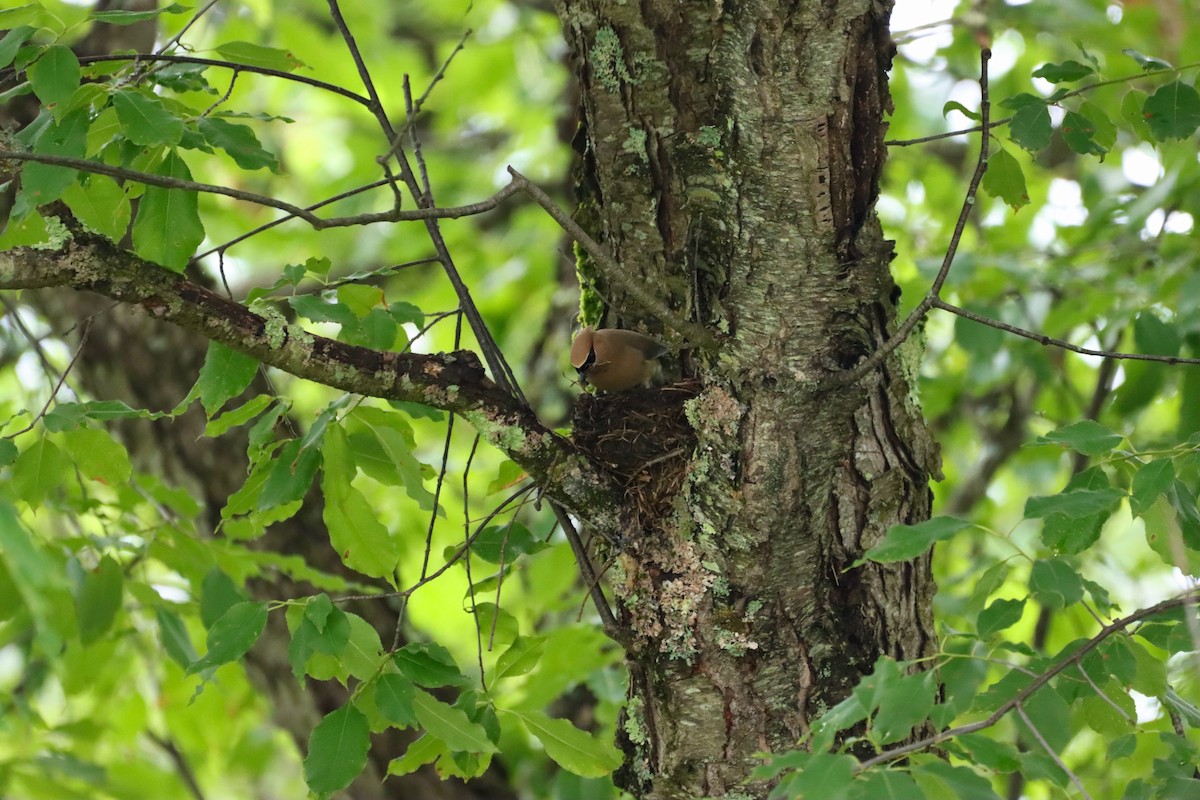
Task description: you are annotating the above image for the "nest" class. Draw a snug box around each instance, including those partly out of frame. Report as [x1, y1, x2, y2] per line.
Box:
[571, 379, 700, 518]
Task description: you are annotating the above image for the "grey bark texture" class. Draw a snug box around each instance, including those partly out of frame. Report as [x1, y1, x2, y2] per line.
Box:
[555, 1, 941, 796]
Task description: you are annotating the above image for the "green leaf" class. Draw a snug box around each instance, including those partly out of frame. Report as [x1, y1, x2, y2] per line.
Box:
[506, 709, 619, 777]
[259, 438, 322, 511]
[1122, 48, 1172, 72]
[112, 88, 184, 147]
[0, 26, 36, 70]
[871, 669, 938, 745]
[912, 760, 1002, 800]
[1024, 487, 1124, 520]
[1009, 102, 1052, 152]
[1078, 102, 1116, 150]
[413, 690, 498, 753]
[0, 439, 16, 467]
[856, 770, 924, 800]
[375, 674, 418, 727]
[1120, 89, 1154, 143]
[288, 295, 358, 326]
[1017, 685, 1072, 752]
[772, 751, 857, 800]
[205, 395, 274, 437]
[346, 407, 436, 511]
[304, 704, 370, 796]
[1142, 495, 1200, 575]
[981, 145, 1029, 210]
[62, 176, 130, 241]
[494, 635, 547, 680]
[393, 642, 468, 688]
[131, 150, 204, 272]
[977, 597, 1025, 635]
[28, 44, 79, 109]
[1132, 459, 1176, 517]
[859, 516, 971, 564]
[91, 3, 190, 24]
[12, 438, 69, 508]
[1028, 559, 1085, 609]
[321, 424, 401, 582]
[487, 460, 527, 494]
[43, 399, 159, 430]
[199, 569, 247, 628]
[1143, 81, 1200, 141]
[470, 523, 546, 565]
[942, 100, 980, 121]
[195, 117, 280, 172]
[214, 41, 306, 72]
[156, 607, 198, 668]
[62, 426, 132, 485]
[15, 108, 88, 213]
[187, 601, 268, 674]
[956, 734, 1021, 772]
[1127, 638, 1168, 697]
[387, 735, 444, 777]
[1060, 110, 1107, 157]
[74, 555, 124, 645]
[1034, 420, 1122, 455]
[194, 341, 260, 418]
[1031, 60, 1093, 83]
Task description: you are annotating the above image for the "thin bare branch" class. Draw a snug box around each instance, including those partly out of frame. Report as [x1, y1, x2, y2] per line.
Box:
[935, 299, 1200, 366]
[0, 150, 524, 229]
[507, 167, 713, 347]
[828, 47, 993, 388]
[1015, 704, 1094, 800]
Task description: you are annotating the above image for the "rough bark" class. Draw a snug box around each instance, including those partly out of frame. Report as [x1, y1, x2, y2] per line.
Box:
[555, 1, 940, 796]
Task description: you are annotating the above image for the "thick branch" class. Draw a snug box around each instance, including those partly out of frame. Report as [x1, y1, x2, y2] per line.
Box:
[0, 227, 623, 536]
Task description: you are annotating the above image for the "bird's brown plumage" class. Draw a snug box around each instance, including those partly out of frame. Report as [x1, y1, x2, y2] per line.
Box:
[570, 326, 666, 392]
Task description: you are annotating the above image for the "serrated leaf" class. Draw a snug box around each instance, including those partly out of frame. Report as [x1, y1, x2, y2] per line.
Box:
[494, 636, 547, 680]
[205, 395, 274, 437]
[1017, 685, 1072, 752]
[1032, 60, 1093, 83]
[981, 146, 1029, 210]
[215, 41, 306, 72]
[112, 88, 184, 146]
[0, 27, 36, 71]
[470, 523, 545, 565]
[977, 597, 1025, 635]
[1060, 110, 1107, 156]
[15, 108, 88, 213]
[62, 176, 130, 241]
[774, 752, 858, 800]
[859, 516, 971, 564]
[387, 735, 444, 776]
[1034, 420, 1122, 455]
[62, 426, 132, 485]
[75, 555, 123, 645]
[1132, 459, 1176, 517]
[375, 674, 418, 727]
[1122, 48, 1172, 72]
[187, 601, 268, 674]
[393, 642, 467, 688]
[1024, 487, 1124, 520]
[28, 44, 79, 108]
[1143, 81, 1200, 141]
[12, 438, 69, 508]
[91, 3, 190, 24]
[131, 150, 204, 272]
[259, 438, 322, 511]
[321, 424, 401, 582]
[151, 606, 196, 669]
[912, 761, 1003, 800]
[872, 669, 937, 745]
[413, 691, 498, 753]
[195, 116, 280, 172]
[1120, 89, 1154, 142]
[304, 704, 370, 795]
[506, 709, 619, 777]
[1078, 101, 1116, 149]
[288, 295, 357, 326]
[194, 341, 260, 417]
[1029, 559, 1085, 609]
[1009, 102, 1052, 152]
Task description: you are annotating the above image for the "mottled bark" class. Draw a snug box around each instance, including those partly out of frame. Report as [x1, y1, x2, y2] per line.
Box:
[556, 1, 940, 796]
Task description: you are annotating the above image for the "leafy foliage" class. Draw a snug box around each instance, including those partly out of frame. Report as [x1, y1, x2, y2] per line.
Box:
[0, 0, 1198, 798]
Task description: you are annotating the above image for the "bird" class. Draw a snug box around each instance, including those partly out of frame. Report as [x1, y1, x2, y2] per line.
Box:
[570, 326, 668, 392]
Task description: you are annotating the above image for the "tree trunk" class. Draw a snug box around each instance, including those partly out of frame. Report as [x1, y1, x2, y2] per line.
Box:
[556, 1, 941, 796]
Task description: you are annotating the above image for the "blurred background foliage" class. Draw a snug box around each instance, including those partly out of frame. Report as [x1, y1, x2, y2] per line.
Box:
[0, 0, 1197, 797]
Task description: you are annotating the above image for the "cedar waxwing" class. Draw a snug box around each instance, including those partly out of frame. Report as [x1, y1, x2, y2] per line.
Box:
[570, 326, 668, 392]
